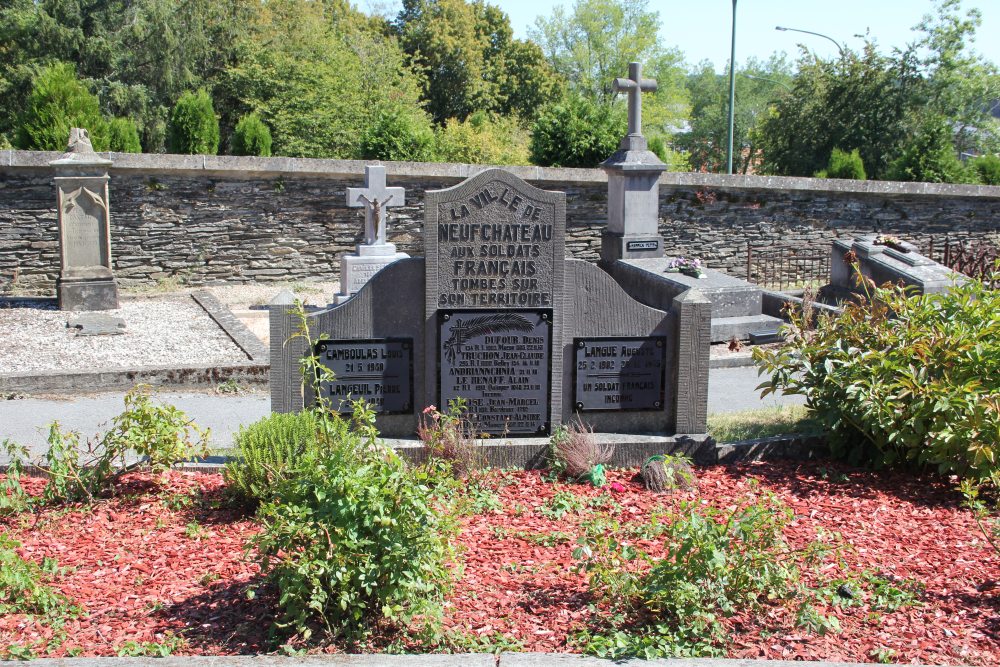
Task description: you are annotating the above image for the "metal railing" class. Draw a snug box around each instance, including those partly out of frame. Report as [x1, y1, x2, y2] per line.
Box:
[745, 244, 831, 292]
[921, 236, 1000, 287]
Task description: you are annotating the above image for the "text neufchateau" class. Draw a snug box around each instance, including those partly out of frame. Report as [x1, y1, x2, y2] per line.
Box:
[438, 222, 552, 244]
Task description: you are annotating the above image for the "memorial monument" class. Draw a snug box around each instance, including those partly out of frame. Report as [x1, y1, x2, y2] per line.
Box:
[271, 62, 714, 459]
[334, 165, 410, 304]
[50, 128, 119, 311]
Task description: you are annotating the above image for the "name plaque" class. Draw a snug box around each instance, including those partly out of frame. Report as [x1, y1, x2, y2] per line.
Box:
[315, 338, 413, 414]
[626, 239, 659, 252]
[573, 337, 666, 411]
[439, 309, 552, 435]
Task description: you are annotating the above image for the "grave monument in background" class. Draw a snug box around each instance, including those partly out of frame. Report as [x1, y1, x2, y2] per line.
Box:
[334, 165, 410, 304]
[50, 128, 119, 311]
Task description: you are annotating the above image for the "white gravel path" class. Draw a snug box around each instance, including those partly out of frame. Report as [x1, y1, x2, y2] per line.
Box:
[0, 296, 249, 374]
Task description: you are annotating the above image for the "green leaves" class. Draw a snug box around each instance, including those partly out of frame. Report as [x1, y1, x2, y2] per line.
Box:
[755, 264, 1000, 480]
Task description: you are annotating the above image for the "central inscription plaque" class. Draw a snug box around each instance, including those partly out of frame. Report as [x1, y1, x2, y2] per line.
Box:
[439, 310, 552, 435]
[315, 338, 413, 414]
[574, 336, 666, 411]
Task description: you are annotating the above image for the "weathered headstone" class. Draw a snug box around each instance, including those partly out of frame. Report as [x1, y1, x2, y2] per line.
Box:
[334, 166, 409, 304]
[50, 128, 119, 311]
[600, 62, 667, 264]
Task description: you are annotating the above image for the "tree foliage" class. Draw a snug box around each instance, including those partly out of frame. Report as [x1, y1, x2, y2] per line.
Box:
[530, 93, 625, 167]
[819, 148, 867, 180]
[15, 61, 104, 151]
[434, 111, 531, 165]
[394, 0, 558, 124]
[231, 112, 272, 157]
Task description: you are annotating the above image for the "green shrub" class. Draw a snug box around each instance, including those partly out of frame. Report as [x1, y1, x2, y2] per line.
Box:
[433, 112, 530, 165]
[253, 439, 457, 641]
[887, 116, 970, 183]
[573, 490, 834, 658]
[105, 117, 142, 153]
[15, 62, 104, 151]
[1, 385, 208, 506]
[754, 264, 1000, 479]
[231, 113, 272, 157]
[969, 154, 1000, 185]
[530, 94, 625, 167]
[224, 410, 338, 503]
[0, 533, 78, 619]
[358, 107, 435, 162]
[167, 89, 220, 155]
[820, 148, 866, 180]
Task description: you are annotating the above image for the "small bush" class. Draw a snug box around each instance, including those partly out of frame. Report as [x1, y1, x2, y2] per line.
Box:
[640, 454, 696, 492]
[969, 154, 1000, 185]
[754, 264, 1000, 479]
[167, 89, 220, 155]
[574, 490, 835, 658]
[231, 113, 272, 157]
[549, 420, 612, 484]
[224, 410, 339, 503]
[105, 117, 142, 153]
[253, 440, 457, 641]
[530, 94, 625, 167]
[357, 107, 435, 162]
[887, 116, 969, 184]
[433, 112, 531, 165]
[820, 148, 866, 180]
[15, 62, 104, 151]
[0, 533, 78, 618]
[2, 386, 208, 506]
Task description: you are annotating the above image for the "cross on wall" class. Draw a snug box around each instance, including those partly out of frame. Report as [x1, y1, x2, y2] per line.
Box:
[346, 165, 405, 245]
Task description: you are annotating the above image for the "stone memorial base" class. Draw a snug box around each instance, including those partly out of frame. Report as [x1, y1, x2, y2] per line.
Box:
[605, 258, 783, 343]
[57, 277, 119, 312]
[831, 237, 964, 295]
[334, 246, 409, 305]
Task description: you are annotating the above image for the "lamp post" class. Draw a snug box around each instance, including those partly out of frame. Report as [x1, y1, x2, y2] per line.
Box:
[726, 0, 737, 175]
[775, 26, 845, 57]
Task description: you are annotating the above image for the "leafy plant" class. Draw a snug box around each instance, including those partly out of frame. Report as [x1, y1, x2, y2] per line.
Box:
[115, 633, 186, 657]
[253, 442, 458, 641]
[224, 410, 338, 504]
[0, 533, 78, 618]
[105, 117, 142, 153]
[529, 93, 625, 167]
[754, 262, 1000, 479]
[167, 89, 220, 155]
[2, 386, 208, 506]
[358, 107, 435, 162]
[573, 488, 835, 658]
[540, 489, 587, 520]
[960, 477, 1000, 558]
[231, 112, 272, 157]
[640, 454, 696, 492]
[15, 62, 104, 151]
[969, 154, 1000, 185]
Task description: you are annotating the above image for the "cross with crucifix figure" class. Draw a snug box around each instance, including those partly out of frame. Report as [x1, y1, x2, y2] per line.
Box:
[346, 165, 405, 246]
[613, 61, 657, 143]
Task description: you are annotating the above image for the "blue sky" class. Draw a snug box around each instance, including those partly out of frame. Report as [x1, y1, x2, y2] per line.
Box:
[372, 0, 1000, 72]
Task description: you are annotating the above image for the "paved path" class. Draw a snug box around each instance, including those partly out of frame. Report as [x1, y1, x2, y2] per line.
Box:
[0, 366, 803, 463]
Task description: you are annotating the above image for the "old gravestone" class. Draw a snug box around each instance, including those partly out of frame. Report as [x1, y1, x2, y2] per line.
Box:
[271, 167, 712, 448]
[50, 128, 119, 311]
[334, 166, 410, 304]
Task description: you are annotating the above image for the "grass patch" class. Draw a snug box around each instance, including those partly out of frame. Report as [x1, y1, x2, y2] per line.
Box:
[707, 405, 820, 443]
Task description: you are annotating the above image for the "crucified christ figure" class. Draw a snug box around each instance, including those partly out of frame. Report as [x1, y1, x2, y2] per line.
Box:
[357, 193, 396, 245]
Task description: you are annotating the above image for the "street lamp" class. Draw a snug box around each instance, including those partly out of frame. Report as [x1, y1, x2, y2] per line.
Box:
[726, 0, 737, 175]
[775, 25, 845, 57]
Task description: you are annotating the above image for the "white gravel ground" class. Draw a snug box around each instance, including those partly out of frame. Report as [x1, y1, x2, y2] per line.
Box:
[0, 296, 250, 374]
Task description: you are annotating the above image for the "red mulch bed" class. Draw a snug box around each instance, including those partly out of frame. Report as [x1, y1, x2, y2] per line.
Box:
[2, 461, 998, 663]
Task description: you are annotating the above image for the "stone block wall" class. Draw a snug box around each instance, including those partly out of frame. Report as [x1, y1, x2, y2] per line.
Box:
[1, 150, 998, 292]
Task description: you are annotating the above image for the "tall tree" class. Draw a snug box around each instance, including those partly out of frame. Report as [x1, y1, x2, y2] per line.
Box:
[394, 0, 558, 124]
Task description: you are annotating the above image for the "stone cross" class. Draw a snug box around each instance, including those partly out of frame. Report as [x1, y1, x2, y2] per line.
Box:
[346, 166, 405, 246]
[613, 61, 657, 138]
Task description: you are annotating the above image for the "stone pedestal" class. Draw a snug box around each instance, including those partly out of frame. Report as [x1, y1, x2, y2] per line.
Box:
[831, 236, 965, 295]
[334, 243, 409, 304]
[50, 128, 119, 311]
[599, 134, 667, 265]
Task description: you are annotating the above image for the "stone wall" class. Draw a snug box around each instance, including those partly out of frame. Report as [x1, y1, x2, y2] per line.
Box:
[2, 150, 999, 292]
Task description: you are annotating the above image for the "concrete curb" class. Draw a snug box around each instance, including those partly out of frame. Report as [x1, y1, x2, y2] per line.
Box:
[190, 290, 269, 362]
[0, 654, 951, 667]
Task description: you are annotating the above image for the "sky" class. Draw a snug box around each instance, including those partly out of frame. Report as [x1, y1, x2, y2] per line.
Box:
[371, 0, 1000, 72]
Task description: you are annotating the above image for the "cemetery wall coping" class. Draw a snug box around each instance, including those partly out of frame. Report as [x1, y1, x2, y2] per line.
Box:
[4, 149, 1000, 199]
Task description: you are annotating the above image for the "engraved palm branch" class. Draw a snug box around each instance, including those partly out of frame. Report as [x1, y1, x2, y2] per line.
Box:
[444, 313, 534, 364]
